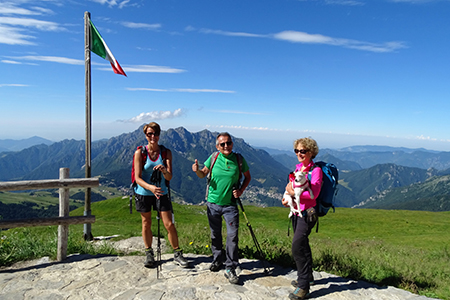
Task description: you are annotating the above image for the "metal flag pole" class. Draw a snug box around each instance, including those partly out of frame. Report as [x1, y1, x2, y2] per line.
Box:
[83, 11, 93, 241]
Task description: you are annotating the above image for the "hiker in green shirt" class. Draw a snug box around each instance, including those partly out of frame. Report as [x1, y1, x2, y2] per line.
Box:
[192, 132, 251, 284]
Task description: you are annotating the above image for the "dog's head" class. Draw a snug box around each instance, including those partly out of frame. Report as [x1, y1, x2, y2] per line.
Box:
[293, 171, 308, 186]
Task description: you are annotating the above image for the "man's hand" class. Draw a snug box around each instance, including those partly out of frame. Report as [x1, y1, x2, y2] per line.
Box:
[233, 188, 242, 199]
[192, 159, 199, 172]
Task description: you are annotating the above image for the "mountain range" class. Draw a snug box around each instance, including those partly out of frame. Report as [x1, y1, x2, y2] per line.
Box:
[1, 127, 450, 211]
[0, 136, 53, 153]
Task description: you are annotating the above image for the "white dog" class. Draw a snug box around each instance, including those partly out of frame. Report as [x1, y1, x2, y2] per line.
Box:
[284, 171, 314, 218]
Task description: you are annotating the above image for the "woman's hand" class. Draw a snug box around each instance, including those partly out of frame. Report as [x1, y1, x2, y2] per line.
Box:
[285, 182, 294, 196]
[281, 197, 289, 207]
[151, 185, 163, 198]
[153, 164, 166, 174]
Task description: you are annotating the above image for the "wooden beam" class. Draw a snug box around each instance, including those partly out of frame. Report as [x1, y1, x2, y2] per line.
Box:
[0, 178, 99, 191]
[0, 216, 96, 229]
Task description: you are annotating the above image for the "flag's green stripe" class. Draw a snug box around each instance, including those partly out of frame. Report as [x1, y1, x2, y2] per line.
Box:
[90, 20, 107, 59]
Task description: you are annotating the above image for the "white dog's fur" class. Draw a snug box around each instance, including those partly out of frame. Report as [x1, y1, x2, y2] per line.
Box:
[284, 171, 314, 218]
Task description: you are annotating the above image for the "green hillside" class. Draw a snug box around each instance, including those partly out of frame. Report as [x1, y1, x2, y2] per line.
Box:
[1, 198, 449, 299]
[359, 174, 450, 211]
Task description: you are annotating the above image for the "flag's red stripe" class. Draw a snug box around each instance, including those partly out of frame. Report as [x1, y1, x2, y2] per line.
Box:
[110, 61, 127, 77]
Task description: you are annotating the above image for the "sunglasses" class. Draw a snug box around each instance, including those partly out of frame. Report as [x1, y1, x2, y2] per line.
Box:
[219, 141, 233, 147]
[146, 132, 159, 137]
[294, 149, 308, 155]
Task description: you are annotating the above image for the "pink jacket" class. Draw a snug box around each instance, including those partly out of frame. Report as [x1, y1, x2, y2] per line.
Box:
[294, 160, 323, 211]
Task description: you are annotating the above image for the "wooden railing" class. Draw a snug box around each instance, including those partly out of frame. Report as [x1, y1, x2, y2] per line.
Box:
[0, 168, 98, 261]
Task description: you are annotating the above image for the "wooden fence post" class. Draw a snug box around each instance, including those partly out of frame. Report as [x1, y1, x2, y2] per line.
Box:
[57, 168, 70, 261]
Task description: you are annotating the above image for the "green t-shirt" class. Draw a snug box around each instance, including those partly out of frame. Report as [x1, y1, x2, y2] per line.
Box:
[204, 152, 249, 206]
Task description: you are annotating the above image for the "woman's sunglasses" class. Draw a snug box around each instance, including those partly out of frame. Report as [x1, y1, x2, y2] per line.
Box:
[294, 149, 308, 155]
[146, 132, 159, 137]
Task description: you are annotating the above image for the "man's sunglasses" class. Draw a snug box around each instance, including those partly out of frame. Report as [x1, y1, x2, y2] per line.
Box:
[146, 132, 159, 137]
[219, 141, 233, 147]
[294, 149, 308, 155]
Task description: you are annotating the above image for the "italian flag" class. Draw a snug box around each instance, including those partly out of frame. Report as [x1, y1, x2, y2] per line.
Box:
[89, 20, 127, 77]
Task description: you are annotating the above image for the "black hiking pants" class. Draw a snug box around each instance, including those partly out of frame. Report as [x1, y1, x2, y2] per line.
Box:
[292, 213, 316, 290]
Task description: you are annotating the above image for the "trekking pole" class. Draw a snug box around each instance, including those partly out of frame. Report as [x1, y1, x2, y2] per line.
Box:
[129, 186, 133, 214]
[156, 196, 161, 278]
[151, 169, 163, 279]
[236, 196, 270, 274]
[156, 170, 162, 279]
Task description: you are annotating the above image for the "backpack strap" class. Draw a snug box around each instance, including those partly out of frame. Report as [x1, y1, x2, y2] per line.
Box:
[205, 151, 220, 200]
[306, 163, 320, 233]
[307, 163, 317, 181]
[160, 144, 167, 162]
[159, 144, 170, 188]
[235, 152, 243, 185]
[129, 145, 149, 214]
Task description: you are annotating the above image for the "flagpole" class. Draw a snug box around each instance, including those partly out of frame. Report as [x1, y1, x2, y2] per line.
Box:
[84, 11, 93, 241]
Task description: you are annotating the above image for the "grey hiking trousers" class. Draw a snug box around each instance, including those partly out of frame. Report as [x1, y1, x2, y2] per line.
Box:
[207, 202, 239, 270]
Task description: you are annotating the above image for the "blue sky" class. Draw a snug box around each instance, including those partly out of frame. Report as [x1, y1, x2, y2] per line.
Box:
[1, 0, 450, 151]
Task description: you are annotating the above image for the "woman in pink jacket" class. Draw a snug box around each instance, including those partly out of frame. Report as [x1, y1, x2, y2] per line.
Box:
[282, 137, 323, 300]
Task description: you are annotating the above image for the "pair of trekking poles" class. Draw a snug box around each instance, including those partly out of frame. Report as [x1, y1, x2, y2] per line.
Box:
[130, 172, 269, 277]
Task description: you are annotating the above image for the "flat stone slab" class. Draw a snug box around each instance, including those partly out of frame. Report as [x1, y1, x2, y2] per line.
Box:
[0, 237, 439, 300]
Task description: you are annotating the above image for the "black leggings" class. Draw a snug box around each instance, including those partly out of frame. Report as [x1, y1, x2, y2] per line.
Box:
[291, 214, 316, 289]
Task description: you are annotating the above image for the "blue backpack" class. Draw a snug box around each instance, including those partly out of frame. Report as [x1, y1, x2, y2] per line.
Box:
[309, 161, 339, 231]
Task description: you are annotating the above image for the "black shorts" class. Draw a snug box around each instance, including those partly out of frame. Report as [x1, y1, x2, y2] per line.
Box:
[135, 194, 172, 213]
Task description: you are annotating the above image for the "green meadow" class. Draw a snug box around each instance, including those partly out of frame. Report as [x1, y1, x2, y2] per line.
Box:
[1, 197, 449, 299]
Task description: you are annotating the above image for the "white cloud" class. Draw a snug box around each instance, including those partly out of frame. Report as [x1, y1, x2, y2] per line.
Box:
[0, 1, 62, 45]
[1, 60, 22, 64]
[118, 0, 130, 9]
[90, 0, 118, 6]
[0, 24, 34, 45]
[325, 0, 364, 5]
[120, 65, 185, 73]
[0, 83, 28, 87]
[191, 26, 407, 53]
[0, 16, 60, 31]
[7, 55, 84, 65]
[6, 56, 186, 74]
[273, 30, 407, 52]
[198, 28, 266, 38]
[126, 87, 236, 93]
[0, 3, 39, 15]
[90, 0, 131, 8]
[121, 21, 161, 30]
[118, 109, 185, 123]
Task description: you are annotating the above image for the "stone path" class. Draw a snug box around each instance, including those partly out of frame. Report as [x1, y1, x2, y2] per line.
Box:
[0, 237, 439, 300]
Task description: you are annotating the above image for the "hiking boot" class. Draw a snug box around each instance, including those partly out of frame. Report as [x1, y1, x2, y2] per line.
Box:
[173, 249, 189, 268]
[291, 275, 315, 288]
[288, 287, 310, 300]
[224, 268, 239, 284]
[209, 260, 224, 272]
[144, 248, 155, 268]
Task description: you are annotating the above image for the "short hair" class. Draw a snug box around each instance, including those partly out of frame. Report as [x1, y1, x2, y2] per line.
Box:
[216, 132, 232, 145]
[143, 122, 161, 136]
[294, 137, 319, 159]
